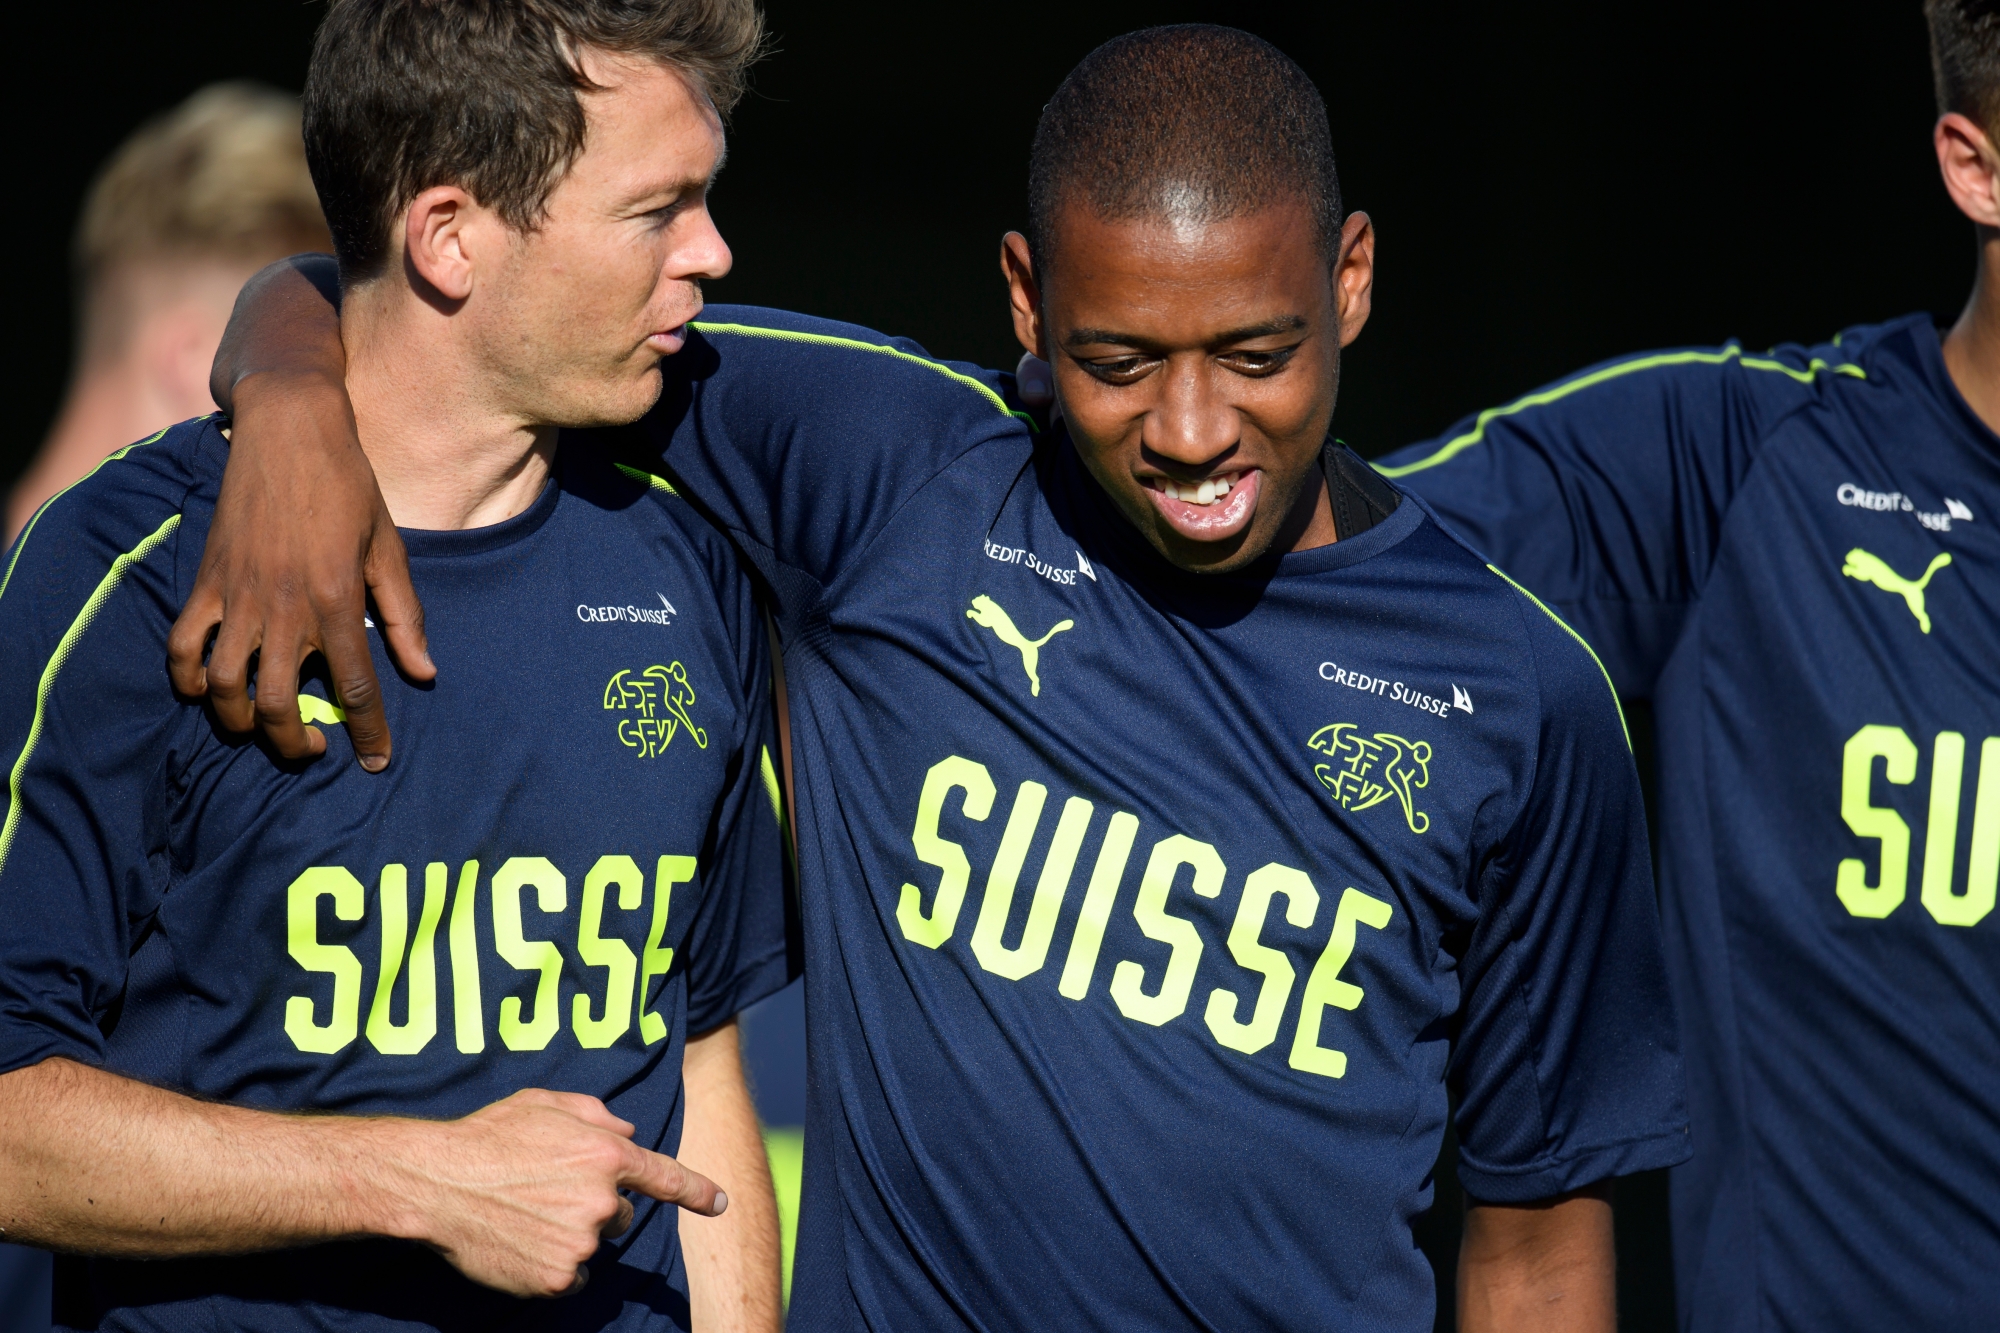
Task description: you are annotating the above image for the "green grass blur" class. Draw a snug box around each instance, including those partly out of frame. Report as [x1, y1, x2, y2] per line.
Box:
[762, 1127, 803, 1305]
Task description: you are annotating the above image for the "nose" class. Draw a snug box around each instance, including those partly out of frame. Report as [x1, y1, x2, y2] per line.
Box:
[1144, 355, 1235, 469]
[672, 203, 733, 283]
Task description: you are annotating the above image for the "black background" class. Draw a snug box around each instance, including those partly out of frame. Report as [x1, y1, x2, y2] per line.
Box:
[10, 0, 1968, 490]
[6, 2, 1971, 1329]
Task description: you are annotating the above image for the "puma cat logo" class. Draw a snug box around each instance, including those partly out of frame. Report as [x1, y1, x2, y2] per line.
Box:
[1842, 548, 1953, 634]
[966, 595, 1073, 696]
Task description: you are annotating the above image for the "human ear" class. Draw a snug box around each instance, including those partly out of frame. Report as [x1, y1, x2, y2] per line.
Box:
[1000, 232, 1045, 358]
[1936, 113, 2000, 228]
[403, 186, 480, 303]
[1333, 211, 1375, 349]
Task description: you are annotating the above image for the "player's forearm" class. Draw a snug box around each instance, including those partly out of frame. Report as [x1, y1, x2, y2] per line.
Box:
[209, 253, 346, 415]
[0, 1057, 424, 1257]
[677, 1020, 782, 1332]
[1457, 1186, 1615, 1333]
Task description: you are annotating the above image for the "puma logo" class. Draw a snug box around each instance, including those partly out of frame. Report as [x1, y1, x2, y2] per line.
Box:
[966, 594, 1073, 696]
[1842, 547, 1953, 634]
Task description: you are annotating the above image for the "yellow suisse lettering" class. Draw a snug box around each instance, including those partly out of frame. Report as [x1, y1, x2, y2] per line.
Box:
[1837, 725, 1917, 918]
[973, 790, 1094, 981]
[1922, 733, 1973, 925]
[447, 859, 484, 1053]
[1969, 738, 2000, 928]
[639, 854, 697, 1045]
[1206, 863, 1321, 1055]
[284, 866, 365, 1054]
[1289, 887, 1393, 1079]
[365, 862, 445, 1055]
[492, 857, 567, 1052]
[1928, 734, 2000, 927]
[1110, 835, 1225, 1026]
[898, 756, 997, 949]
[575, 855, 644, 1048]
[1056, 810, 1140, 1000]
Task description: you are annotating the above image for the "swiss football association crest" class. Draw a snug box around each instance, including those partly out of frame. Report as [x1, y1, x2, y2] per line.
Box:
[604, 664, 708, 758]
[1308, 722, 1432, 834]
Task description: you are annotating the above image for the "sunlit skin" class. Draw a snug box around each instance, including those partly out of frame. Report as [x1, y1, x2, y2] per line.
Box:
[453, 48, 732, 422]
[340, 48, 732, 531]
[1934, 109, 2000, 435]
[1001, 201, 1374, 573]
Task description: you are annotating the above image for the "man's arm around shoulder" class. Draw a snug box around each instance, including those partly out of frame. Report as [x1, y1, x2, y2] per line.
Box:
[0, 1056, 724, 1297]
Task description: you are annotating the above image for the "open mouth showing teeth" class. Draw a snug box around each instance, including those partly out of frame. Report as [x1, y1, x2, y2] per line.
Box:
[1148, 473, 1239, 506]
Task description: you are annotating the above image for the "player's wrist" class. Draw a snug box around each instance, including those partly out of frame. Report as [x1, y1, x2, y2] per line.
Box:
[329, 1114, 453, 1245]
[228, 366, 354, 439]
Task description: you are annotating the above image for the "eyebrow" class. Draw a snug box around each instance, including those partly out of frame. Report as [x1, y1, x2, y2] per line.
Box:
[622, 164, 723, 213]
[1062, 314, 1309, 348]
[623, 136, 728, 209]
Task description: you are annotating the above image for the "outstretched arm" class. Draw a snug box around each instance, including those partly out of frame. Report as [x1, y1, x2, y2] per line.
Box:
[0, 1056, 725, 1297]
[1458, 1186, 1615, 1333]
[167, 253, 426, 773]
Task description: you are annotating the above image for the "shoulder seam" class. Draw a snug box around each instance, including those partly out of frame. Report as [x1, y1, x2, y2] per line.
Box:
[0, 511, 183, 875]
[1485, 564, 1631, 751]
[691, 320, 1030, 426]
[687, 320, 1028, 609]
[614, 461, 680, 496]
[1374, 346, 1864, 479]
[0, 422, 185, 607]
[1485, 569, 1558, 1162]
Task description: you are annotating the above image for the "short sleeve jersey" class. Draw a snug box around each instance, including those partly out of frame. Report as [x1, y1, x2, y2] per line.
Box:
[1377, 315, 2000, 1328]
[0, 419, 795, 1333]
[588, 307, 1689, 1332]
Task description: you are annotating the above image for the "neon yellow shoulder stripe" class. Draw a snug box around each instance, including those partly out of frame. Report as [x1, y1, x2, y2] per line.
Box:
[691, 321, 1015, 421]
[1374, 346, 1864, 479]
[614, 462, 679, 495]
[0, 423, 180, 607]
[1485, 563, 1631, 751]
[0, 512, 183, 874]
[759, 744, 786, 831]
[759, 742, 798, 877]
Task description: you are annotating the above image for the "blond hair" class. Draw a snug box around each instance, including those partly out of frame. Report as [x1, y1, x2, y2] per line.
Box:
[77, 81, 331, 280]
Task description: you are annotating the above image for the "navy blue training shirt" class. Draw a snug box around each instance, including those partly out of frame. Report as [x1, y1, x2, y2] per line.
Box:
[0, 418, 794, 1332]
[1377, 314, 2000, 1329]
[592, 306, 1689, 1331]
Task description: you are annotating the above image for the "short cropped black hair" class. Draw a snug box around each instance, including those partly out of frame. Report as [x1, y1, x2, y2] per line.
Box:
[1027, 25, 1342, 272]
[1929, 0, 2000, 133]
[304, 0, 764, 283]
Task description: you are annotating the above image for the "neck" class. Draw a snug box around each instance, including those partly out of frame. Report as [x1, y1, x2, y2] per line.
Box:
[1941, 228, 2000, 444]
[11, 346, 219, 540]
[340, 285, 557, 531]
[43, 361, 188, 461]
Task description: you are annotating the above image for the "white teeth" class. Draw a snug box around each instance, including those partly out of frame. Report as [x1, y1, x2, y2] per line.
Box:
[1155, 473, 1239, 506]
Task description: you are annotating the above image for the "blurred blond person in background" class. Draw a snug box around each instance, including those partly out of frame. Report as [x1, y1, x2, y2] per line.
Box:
[0, 81, 328, 1333]
[6, 82, 329, 542]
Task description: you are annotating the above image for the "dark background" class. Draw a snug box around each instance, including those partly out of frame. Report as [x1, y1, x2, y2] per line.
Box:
[10, 0, 1970, 486]
[5, 2, 1972, 1330]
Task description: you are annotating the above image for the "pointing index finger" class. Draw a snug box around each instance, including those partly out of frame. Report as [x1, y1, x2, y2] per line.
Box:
[620, 1148, 725, 1217]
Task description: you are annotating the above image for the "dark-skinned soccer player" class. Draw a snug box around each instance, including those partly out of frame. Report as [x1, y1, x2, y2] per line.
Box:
[128, 26, 1688, 1333]
[1352, 4, 2000, 1326]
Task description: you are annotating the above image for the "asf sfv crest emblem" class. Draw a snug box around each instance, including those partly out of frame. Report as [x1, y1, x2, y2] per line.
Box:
[1309, 723, 1432, 834]
[604, 664, 709, 758]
